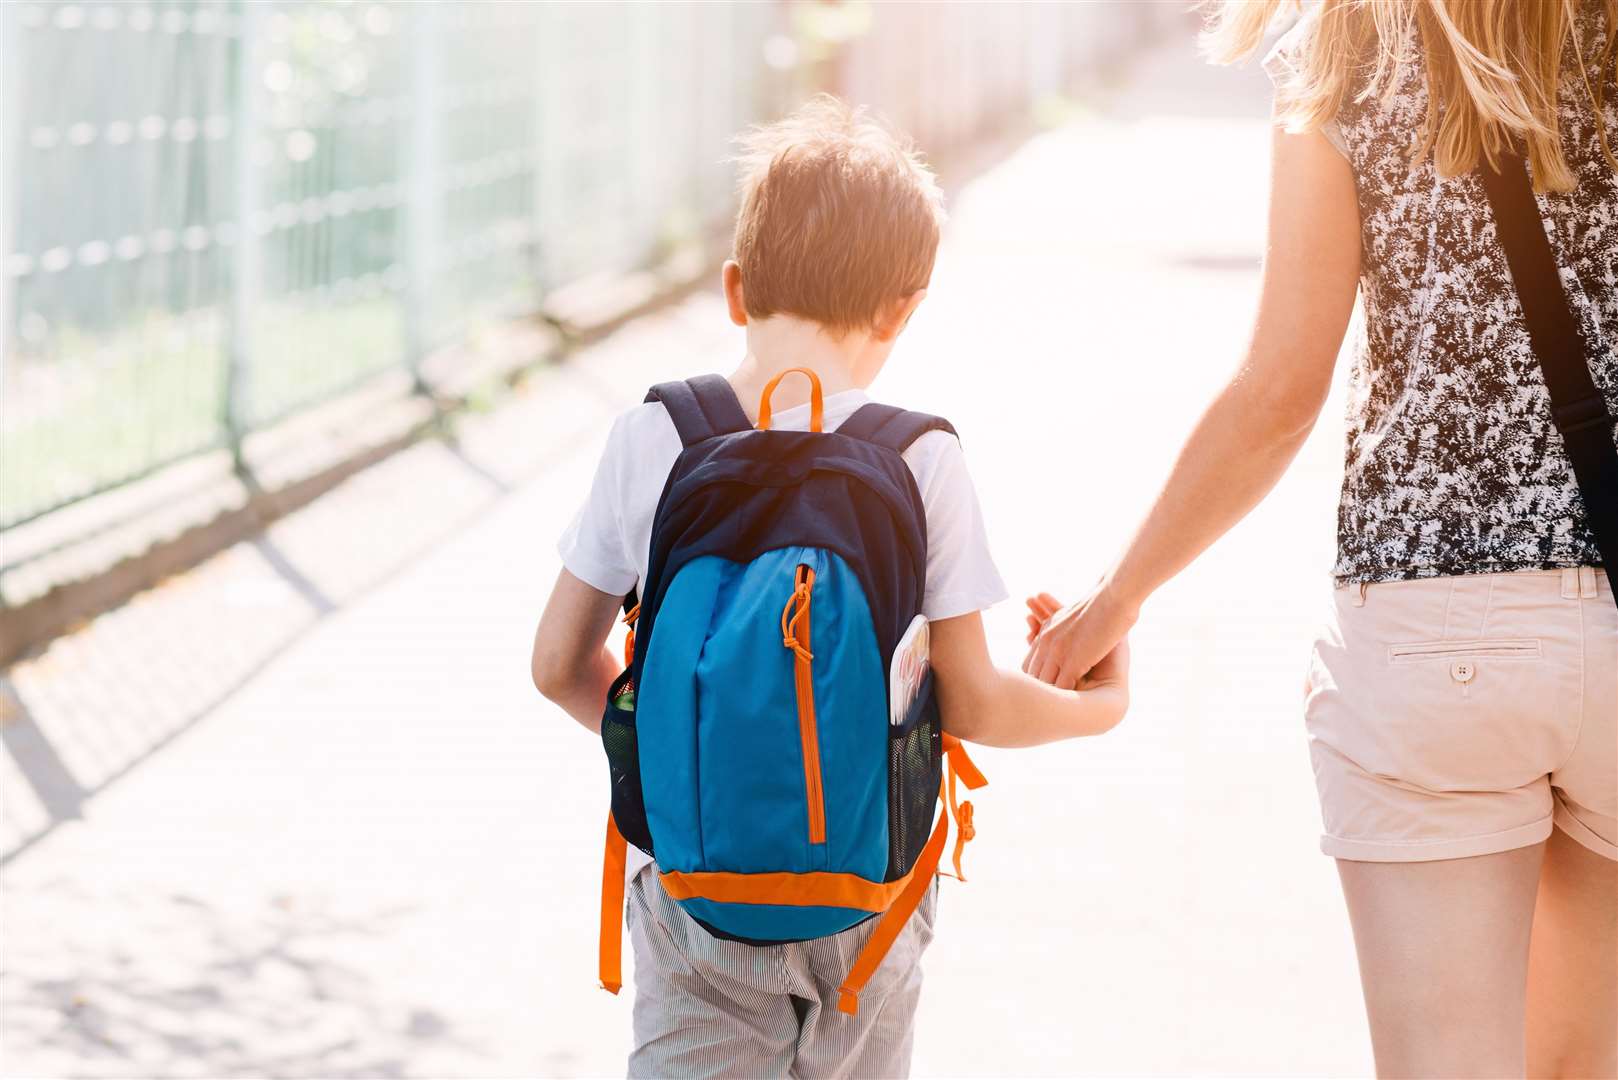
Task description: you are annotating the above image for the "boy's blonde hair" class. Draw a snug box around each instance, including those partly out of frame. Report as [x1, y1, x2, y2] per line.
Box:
[732, 96, 945, 334]
[1205, 0, 1618, 192]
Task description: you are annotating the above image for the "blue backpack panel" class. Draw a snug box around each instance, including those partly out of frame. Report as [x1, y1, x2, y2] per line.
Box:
[596, 370, 985, 1015]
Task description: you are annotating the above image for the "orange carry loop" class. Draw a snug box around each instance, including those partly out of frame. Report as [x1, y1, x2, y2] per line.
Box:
[596, 739, 987, 1014]
[756, 366, 824, 432]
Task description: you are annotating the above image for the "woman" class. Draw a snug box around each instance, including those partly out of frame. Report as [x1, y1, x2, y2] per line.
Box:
[1024, 1, 1616, 1075]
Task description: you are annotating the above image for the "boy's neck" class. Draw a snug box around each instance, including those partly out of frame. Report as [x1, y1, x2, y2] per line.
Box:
[729, 315, 880, 420]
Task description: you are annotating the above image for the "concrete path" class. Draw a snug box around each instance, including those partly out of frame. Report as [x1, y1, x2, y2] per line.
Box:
[1, 32, 1374, 1078]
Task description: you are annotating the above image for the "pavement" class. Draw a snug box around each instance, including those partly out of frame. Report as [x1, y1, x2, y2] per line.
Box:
[0, 33, 1375, 1079]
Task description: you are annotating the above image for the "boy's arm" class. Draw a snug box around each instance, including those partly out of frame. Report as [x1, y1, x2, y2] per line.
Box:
[931, 611, 1128, 748]
[531, 568, 625, 733]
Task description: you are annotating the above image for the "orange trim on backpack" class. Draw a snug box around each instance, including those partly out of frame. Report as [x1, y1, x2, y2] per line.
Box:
[756, 367, 824, 432]
[838, 787, 950, 1015]
[658, 862, 922, 912]
[599, 813, 627, 995]
[781, 564, 825, 844]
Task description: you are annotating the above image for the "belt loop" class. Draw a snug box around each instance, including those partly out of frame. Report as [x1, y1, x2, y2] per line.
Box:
[1561, 568, 1580, 600]
[1580, 566, 1598, 599]
[1351, 581, 1368, 608]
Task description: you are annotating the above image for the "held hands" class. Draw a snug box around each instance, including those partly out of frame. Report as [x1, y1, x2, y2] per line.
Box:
[1022, 586, 1137, 695]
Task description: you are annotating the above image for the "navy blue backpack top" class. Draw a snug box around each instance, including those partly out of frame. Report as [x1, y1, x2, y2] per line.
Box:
[597, 368, 987, 1015]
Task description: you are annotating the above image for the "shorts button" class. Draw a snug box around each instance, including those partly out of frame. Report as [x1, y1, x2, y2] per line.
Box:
[1451, 660, 1476, 683]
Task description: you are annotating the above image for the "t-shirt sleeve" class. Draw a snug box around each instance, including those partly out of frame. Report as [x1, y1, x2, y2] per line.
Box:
[557, 415, 639, 597]
[906, 432, 1009, 621]
[1262, 20, 1349, 159]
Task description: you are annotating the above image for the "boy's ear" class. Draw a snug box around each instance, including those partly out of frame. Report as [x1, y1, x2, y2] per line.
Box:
[872, 289, 926, 343]
[721, 261, 748, 327]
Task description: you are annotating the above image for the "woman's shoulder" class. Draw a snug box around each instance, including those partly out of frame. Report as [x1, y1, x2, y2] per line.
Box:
[1259, 15, 1312, 85]
[1261, 14, 1353, 159]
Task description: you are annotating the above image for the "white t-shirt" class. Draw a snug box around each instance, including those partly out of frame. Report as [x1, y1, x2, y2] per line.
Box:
[559, 386, 1007, 876]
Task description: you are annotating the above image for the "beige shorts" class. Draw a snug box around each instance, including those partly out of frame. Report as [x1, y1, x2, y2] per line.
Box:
[1305, 567, 1616, 863]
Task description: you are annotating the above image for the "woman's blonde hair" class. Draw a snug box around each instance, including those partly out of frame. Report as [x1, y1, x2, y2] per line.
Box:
[1205, 0, 1618, 191]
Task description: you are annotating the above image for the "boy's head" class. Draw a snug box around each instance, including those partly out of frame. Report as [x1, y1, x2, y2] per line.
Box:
[726, 96, 944, 344]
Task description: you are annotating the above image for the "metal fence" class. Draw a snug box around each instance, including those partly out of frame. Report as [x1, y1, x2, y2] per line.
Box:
[1, 0, 1162, 534]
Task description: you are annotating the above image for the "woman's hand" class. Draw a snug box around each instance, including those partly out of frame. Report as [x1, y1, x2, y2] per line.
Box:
[1023, 588, 1138, 692]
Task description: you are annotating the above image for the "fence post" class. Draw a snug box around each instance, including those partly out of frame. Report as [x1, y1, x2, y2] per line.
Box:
[225, 0, 262, 476]
[628, 5, 660, 266]
[532, 5, 567, 292]
[531, 9, 545, 289]
[404, 0, 440, 393]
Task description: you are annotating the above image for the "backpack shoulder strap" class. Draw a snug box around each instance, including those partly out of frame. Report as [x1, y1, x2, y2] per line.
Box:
[1480, 152, 1618, 600]
[644, 375, 751, 448]
[838, 402, 958, 453]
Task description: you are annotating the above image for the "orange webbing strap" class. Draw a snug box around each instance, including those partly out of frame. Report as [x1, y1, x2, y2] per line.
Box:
[621, 604, 640, 670]
[600, 813, 628, 994]
[943, 734, 987, 789]
[837, 792, 950, 1016]
[942, 735, 987, 881]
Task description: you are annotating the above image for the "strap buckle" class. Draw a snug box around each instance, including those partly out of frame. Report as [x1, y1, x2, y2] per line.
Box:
[1552, 395, 1617, 437]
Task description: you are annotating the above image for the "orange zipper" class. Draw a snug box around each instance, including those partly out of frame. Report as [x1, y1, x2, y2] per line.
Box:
[781, 564, 825, 845]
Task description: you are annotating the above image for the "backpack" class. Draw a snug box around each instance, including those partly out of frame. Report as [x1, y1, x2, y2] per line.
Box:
[596, 368, 986, 1015]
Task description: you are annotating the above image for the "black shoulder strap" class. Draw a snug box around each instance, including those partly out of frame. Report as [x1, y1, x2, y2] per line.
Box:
[838, 402, 958, 453]
[1480, 152, 1618, 601]
[643, 375, 751, 448]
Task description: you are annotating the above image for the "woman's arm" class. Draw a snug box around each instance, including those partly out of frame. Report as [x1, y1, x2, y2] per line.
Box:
[933, 611, 1128, 747]
[1024, 122, 1361, 690]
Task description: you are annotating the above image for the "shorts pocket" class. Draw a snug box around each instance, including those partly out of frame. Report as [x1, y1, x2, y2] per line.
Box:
[1310, 634, 1568, 792]
[1388, 639, 1542, 663]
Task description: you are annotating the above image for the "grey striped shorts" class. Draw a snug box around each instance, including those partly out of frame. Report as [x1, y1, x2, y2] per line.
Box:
[625, 864, 938, 1079]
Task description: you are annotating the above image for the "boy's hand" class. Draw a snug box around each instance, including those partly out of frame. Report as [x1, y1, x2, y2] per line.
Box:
[1025, 590, 1134, 693]
[1027, 592, 1130, 729]
[1023, 584, 1139, 692]
[1084, 636, 1129, 692]
[1024, 592, 1062, 645]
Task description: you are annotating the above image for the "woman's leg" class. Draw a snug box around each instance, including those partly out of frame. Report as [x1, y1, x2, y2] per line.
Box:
[1525, 826, 1618, 1079]
[1337, 844, 1545, 1079]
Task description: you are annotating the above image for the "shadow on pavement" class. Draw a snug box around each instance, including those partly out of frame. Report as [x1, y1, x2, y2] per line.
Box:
[0, 460, 495, 868]
[1, 885, 469, 1078]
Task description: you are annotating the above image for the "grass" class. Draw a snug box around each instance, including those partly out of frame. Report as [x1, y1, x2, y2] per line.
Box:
[2, 299, 407, 529]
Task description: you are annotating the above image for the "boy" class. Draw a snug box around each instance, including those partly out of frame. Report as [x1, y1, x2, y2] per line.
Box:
[531, 96, 1128, 1078]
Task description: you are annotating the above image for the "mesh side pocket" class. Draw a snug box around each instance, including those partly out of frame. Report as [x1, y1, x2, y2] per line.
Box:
[601, 669, 653, 854]
[887, 671, 942, 881]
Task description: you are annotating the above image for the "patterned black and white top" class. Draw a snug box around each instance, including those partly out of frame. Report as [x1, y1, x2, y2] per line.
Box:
[1268, 1, 1618, 586]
